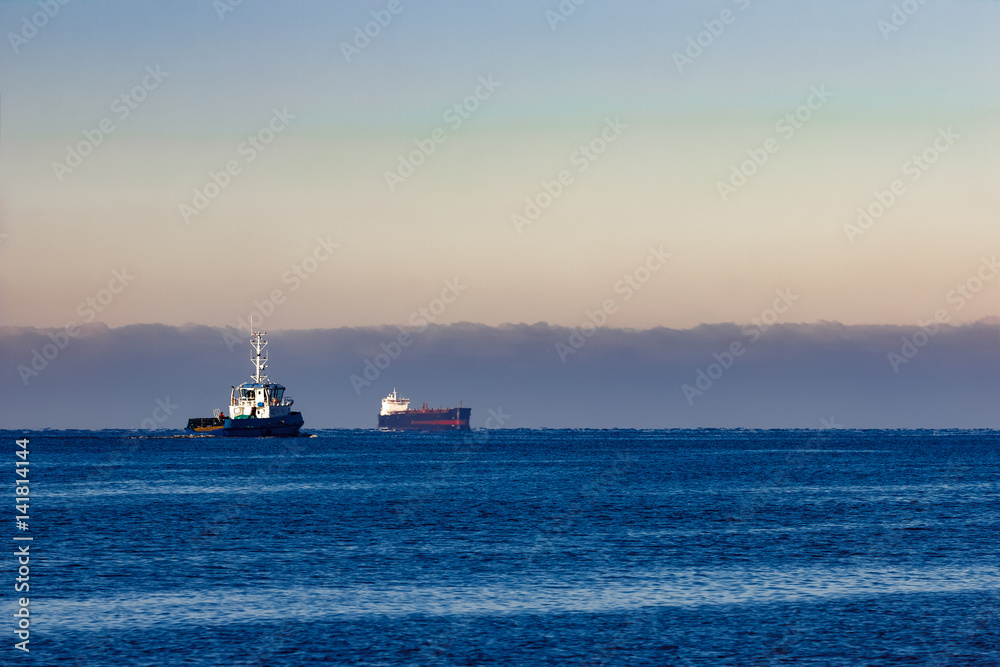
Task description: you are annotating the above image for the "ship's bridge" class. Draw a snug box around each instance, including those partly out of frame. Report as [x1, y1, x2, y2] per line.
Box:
[230, 382, 292, 418]
[233, 382, 286, 405]
[381, 388, 410, 415]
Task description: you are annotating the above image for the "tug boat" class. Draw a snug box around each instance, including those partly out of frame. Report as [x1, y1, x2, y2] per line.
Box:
[185, 322, 304, 437]
[378, 388, 470, 431]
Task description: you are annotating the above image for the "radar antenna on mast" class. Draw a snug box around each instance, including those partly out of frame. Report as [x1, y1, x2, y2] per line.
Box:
[249, 317, 269, 384]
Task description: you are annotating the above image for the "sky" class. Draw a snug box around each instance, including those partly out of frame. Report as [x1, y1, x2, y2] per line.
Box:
[0, 1, 998, 428]
[1, 0, 997, 331]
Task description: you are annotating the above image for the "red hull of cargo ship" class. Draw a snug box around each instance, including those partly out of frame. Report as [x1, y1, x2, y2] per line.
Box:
[378, 406, 471, 431]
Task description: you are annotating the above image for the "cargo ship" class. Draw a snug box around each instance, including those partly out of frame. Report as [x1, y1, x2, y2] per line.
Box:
[185, 322, 304, 437]
[378, 389, 470, 431]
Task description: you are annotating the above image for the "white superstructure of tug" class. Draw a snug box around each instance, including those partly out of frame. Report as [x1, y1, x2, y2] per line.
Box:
[228, 322, 295, 420]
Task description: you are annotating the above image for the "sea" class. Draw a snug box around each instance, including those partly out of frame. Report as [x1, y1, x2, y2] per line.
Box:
[4, 428, 1000, 666]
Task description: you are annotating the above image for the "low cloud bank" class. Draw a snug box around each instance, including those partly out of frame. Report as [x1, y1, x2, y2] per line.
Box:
[2, 320, 998, 429]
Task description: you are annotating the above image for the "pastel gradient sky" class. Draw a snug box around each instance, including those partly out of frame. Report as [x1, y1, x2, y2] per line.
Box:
[1, 0, 997, 331]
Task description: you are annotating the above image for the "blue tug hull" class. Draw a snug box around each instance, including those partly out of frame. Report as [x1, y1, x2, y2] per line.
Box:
[222, 412, 304, 437]
[186, 413, 304, 437]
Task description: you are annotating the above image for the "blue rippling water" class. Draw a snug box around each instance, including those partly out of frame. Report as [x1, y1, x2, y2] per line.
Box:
[4, 428, 1000, 665]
